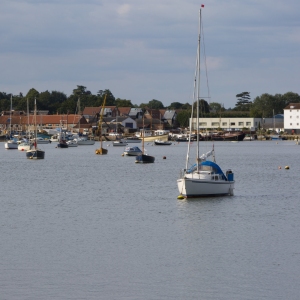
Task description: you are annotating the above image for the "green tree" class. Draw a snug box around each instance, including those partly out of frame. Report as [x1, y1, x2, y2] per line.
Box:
[209, 102, 223, 113]
[168, 102, 183, 109]
[147, 99, 164, 109]
[115, 98, 132, 107]
[234, 92, 252, 111]
[176, 110, 191, 127]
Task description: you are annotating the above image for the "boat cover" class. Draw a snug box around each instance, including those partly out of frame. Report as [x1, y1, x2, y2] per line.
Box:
[186, 161, 227, 180]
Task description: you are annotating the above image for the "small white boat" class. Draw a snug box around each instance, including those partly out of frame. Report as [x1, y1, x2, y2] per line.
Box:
[5, 138, 18, 149]
[18, 141, 32, 151]
[113, 140, 127, 147]
[31, 137, 51, 144]
[123, 146, 143, 156]
[154, 140, 172, 146]
[66, 140, 78, 147]
[76, 137, 95, 145]
[121, 137, 141, 143]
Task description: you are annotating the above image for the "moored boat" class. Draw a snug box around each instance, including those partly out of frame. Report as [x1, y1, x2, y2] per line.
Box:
[154, 140, 172, 146]
[177, 6, 234, 198]
[26, 98, 45, 160]
[123, 146, 142, 156]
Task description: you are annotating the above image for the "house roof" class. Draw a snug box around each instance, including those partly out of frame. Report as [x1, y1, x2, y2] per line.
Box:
[284, 103, 300, 110]
[163, 110, 177, 120]
[82, 106, 101, 115]
[118, 107, 131, 116]
[144, 108, 161, 119]
[0, 114, 83, 125]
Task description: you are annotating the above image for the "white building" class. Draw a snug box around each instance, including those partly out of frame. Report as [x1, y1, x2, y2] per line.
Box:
[283, 103, 300, 134]
[190, 117, 283, 132]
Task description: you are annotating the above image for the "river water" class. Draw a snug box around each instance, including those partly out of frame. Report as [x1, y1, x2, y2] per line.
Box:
[1, 140, 300, 299]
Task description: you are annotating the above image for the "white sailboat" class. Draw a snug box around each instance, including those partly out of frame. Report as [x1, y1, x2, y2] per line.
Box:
[4, 95, 18, 149]
[177, 6, 234, 198]
[18, 98, 32, 151]
[26, 98, 45, 159]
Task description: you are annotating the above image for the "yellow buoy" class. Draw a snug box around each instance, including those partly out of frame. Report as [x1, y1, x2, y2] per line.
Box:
[285, 166, 290, 169]
[177, 194, 184, 199]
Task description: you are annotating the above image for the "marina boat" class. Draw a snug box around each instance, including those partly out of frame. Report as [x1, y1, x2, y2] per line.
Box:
[32, 137, 51, 144]
[177, 6, 234, 198]
[76, 136, 95, 145]
[18, 140, 32, 151]
[121, 137, 141, 143]
[57, 126, 68, 148]
[113, 140, 127, 147]
[154, 140, 172, 146]
[123, 146, 143, 156]
[26, 98, 45, 159]
[135, 116, 155, 164]
[270, 134, 282, 140]
[4, 96, 18, 149]
[18, 100, 32, 151]
[66, 140, 78, 147]
[95, 95, 108, 155]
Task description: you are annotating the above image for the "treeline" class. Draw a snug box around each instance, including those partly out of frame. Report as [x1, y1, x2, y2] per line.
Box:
[0, 85, 191, 114]
[1, 86, 299, 127]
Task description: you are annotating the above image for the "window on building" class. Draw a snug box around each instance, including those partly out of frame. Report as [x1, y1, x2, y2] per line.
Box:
[212, 122, 219, 126]
[246, 122, 251, 126]
[222, 122, 227, 126]
[230, 122, 235, 126]
[199, 122, 207, 126]
[238, 122, 244, 126]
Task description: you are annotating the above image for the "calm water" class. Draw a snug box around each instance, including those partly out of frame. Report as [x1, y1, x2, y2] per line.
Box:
[1, 140, 300, 299]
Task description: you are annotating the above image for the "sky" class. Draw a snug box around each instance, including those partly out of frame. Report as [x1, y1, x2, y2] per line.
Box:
[1, 0, 300, 109]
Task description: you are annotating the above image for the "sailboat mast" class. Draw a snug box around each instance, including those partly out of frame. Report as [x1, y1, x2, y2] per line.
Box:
[142, 114, 145, 154]
[196, 7, 202, 171]
[34, 98, 37, 150]
[9, 95, 12, 138]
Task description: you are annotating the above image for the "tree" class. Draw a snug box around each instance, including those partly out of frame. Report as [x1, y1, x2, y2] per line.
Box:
[192, 99, 210, 114]
[73, 85, 87, 95]
[181, 102, 192, 109]
[176, 110, 191, 127]
[115, 98, 132, 107]
[147, 99, 164, 109]
[234, 92, 252, 111]
[209, 102, 223, 113]
[168, 102, 183, 109]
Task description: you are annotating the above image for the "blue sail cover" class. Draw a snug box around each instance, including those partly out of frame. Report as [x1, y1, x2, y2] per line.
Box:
[186, 160, 227, 180]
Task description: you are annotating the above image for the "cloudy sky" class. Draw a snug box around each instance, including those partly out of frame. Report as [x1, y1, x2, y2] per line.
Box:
[1, 0, 299, 108]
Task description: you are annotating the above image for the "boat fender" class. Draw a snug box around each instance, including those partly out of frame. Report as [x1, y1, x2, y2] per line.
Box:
[177, 194, 184, 199]
[285, 166, 290, 169]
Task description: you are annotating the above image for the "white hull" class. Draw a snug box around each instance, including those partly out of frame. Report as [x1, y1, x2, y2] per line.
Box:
[113, 142, 127, 147]
[5, 141, 18, 149]
[177, 177, 234, 198]
[76, 139, 95, 145]
[121, 139, 141, 144]
[18, 143, 32, 151]
[66, 141, 78, 147]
